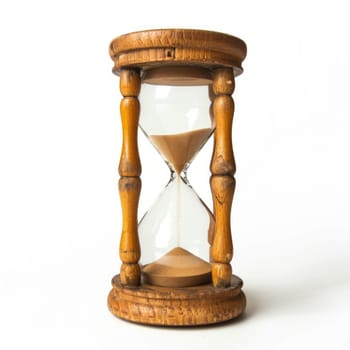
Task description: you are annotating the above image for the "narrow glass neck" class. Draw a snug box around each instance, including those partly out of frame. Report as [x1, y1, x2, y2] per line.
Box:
[170, 167, 189, 184]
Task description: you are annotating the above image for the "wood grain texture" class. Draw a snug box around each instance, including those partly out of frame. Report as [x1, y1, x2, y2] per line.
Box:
[119, 176, 141, 286]
[212, 67, 235, 95]
[109, 29, 247, 76]
[210, 175, 235, 260]
[118, 70, 141, 177]
[118, 177, 141, 263]
[118, 69, 142, 286]
[210, 69, 236, 175]
[109, 29, 247, 324]
[212, 263, 233, 289]
[119, 97, 141, 176]
[120, 263, 141, 286]
[210, 68, 236, 288]
[108, 274, 246, 326]
[120, 69, 141, 96]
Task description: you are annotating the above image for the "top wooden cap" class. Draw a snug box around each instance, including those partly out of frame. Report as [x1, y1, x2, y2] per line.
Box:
[109, 29, 247, 76]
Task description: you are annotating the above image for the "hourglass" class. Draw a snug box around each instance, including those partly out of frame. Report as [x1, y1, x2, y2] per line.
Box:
[108, 29, 247, 326]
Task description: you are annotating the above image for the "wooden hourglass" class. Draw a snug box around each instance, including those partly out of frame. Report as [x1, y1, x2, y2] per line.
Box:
[107, 29, 247, 326]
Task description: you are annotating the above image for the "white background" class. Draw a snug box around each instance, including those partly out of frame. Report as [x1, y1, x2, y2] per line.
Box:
[1, 0, 349, 349]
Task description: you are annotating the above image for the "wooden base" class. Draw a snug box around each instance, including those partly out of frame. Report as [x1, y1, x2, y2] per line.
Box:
[108, 274, 246, 326]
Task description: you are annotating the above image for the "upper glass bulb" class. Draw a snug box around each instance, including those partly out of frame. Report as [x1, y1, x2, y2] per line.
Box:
[139, 84, 213, 175]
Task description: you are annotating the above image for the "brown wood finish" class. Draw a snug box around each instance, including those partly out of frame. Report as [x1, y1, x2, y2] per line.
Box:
[109, 29, 247, 76]
[109, 29, 247, 325]
[118, 70, 141, 177]
[211, 68, 236, 175]
[118, 69, 142, 286]
[108, 275, 245, 326]
[210, 68, 236, 288]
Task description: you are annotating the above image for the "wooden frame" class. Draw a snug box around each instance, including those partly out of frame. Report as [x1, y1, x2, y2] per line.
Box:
[108, 29, 247, 326]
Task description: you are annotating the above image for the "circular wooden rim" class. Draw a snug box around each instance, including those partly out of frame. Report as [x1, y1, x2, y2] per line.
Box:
[109, 29, 247, 76]
[108, 274, 246, 326]
[111, 274, 242, 299]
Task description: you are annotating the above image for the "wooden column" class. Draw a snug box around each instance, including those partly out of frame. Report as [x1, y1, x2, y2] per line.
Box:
[210, 68, 236, 288]
[118, 69, 141, 286]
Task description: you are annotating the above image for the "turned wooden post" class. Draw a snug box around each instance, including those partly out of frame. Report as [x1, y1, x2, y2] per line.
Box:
[210, 68, 236, 288]
[118, 69, 141, 286]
